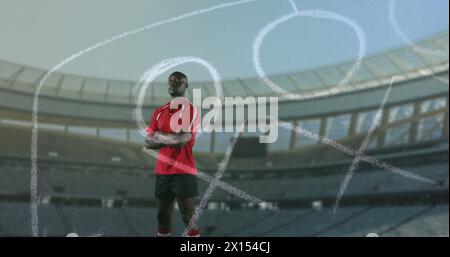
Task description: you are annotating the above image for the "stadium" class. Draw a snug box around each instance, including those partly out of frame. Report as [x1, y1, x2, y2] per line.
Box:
[0, 0, 448, 237]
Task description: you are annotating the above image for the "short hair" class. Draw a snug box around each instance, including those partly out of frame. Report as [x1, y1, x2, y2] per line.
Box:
[169, 71, 188, 87]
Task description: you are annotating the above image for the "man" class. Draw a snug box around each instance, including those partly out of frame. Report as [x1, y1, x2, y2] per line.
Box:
[144, 71, 200, 237]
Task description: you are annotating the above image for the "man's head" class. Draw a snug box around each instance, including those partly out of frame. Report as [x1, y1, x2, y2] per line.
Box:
[168, 71, 188, 97]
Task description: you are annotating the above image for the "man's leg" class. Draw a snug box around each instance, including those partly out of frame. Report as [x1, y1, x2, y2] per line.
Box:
[156, 199, 175, 237]
[177, 197, 200, 237]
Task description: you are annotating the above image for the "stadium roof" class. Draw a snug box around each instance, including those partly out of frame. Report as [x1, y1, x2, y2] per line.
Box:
[0, 32, 448, 106]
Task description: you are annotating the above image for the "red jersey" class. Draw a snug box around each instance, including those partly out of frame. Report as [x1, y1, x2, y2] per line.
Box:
[146, 99, 200, 175]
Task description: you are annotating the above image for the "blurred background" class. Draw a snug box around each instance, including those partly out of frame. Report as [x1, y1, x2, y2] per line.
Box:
[0, 0, 448, 236]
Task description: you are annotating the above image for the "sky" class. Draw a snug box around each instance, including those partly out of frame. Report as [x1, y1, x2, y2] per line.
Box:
[0, 0, 448, 82]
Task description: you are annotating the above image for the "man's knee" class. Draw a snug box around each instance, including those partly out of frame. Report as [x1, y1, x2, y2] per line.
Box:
[178, 200, 194, 217]
[157, 201, 173, 227]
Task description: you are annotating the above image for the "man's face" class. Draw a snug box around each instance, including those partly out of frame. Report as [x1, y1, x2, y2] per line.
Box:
[168, 75, 187, 97]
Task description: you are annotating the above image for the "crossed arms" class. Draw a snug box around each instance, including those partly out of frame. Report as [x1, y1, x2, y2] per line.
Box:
[144, 131, 193, 150]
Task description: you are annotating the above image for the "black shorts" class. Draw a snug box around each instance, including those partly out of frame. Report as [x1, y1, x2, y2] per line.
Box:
[155, 174, 199, 201]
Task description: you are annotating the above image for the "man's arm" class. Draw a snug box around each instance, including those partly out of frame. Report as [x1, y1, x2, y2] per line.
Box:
[144, 134, 166, 150]
[154, 131, 193, 148]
